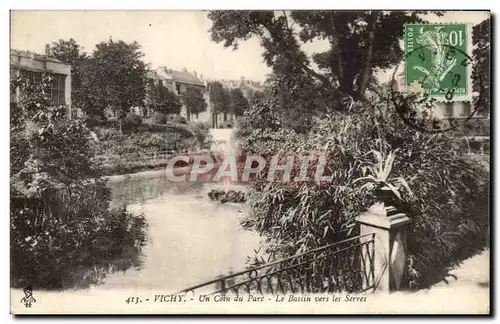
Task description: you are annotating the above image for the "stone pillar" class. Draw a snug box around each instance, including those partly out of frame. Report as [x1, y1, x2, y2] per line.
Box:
[356, 204, 411, 293]
[65, 74, 72, 118]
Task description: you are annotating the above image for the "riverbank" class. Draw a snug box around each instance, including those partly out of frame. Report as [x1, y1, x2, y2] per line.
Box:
[105, 167, 173, 183]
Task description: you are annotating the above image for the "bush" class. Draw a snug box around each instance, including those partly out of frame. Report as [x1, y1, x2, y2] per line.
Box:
[219, 120, 234, 129]
[151, 111, 167, 124]
[123, 112, 142, 131]
[239, 98, 489, 289]
[449, 117, 491, 137]
[171, 115, 188, 124]
[188, 122, 213, 150]
[93, 122, 197, 158]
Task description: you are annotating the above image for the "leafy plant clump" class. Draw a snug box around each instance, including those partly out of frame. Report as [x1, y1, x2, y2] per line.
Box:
[188, 122, 213, 151]
[171, 115, 188, 124]
[10, 75, 148, 289]
[122, 112, 143, 131]
[150, 111, 167, 125]
[238, 98, 489, 289]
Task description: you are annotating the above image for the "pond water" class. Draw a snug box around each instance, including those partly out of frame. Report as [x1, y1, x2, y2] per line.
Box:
[95, 171, 261, 293]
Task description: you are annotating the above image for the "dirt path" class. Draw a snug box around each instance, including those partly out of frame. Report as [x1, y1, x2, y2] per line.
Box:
[431, 248, 489, 290]
[382, 248, 490, 314]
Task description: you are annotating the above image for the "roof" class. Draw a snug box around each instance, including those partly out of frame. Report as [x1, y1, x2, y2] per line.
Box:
[170, 69, 203, 85]
[156, 66, 204, 86]
[217, 79, 265, 92]
[10, 49, 64, 64]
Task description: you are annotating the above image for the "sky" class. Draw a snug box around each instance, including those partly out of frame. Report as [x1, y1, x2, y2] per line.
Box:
[10, 10, 489, 83]
[10, 11, 278, 82]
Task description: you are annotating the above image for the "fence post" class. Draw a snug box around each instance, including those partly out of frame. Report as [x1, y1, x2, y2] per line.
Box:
[356, 204, 411, 293]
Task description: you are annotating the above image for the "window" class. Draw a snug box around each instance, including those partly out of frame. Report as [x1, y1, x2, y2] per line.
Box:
[50, 74, 66, 106]
[18, 70, 43, 101]
[20, 71, 66, 106]
[22, 70, 43, 85]
[462, 103, 472, 117]
[444, 102, 454, 117]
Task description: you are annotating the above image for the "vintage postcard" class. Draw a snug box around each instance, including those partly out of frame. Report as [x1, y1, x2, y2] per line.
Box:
[9, 10, 491, 315]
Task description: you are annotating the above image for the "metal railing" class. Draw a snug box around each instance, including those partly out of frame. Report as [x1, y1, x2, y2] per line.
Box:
[179, 232, 375, 296]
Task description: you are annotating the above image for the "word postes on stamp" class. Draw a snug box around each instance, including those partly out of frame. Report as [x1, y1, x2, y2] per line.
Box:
[404, 23, 472, 102]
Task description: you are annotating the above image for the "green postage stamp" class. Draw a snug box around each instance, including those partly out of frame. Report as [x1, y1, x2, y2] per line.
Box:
[404, 23, 472, 102]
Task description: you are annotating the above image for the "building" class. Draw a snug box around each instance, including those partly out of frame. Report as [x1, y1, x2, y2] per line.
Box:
[10, 47, 72, 117]
[221, 78, 266, 102]
[142, 66, 207, 122]
[208, 78, 266, 128]
[143, 67, 266, 128]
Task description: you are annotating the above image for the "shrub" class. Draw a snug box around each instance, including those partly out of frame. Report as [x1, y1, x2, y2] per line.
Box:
[93, 123, 196, 158]
[219, 120, 234, 129]
[171, 115, 188, 124]
[122, 112, 143, 131]
[449, 117, 491, 137]
[239, 98, 489, 289]
[188, 122, 213, 150]
[151, 111, 167, 124]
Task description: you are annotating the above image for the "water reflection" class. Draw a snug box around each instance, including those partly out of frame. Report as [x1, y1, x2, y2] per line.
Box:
[97, 171, 261, 293]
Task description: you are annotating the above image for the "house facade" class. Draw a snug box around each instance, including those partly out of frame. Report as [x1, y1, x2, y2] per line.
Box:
[10, 48, 72, 117]
[143, 68, 266, 128]
[142, 66, 208, 122]
[208, 78, 266, 128]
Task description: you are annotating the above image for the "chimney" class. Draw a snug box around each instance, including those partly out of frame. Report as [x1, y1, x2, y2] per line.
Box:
[45, 44, 51, 57]
[193, 71, 197, 78]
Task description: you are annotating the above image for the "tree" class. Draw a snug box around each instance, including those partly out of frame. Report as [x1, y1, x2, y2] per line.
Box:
[250, 90, 266, 104]
[181, 86, 207, 121]
[160, 87, 182, 115]
[229, 88, 249, 116]
[208, 81, 231, 113]
[146, 80, 182, 115]
[81, 39, 147, 121]
[208, 11, 428, 103]
[50, 38, 88, 113]
[472, 17, 491, 114]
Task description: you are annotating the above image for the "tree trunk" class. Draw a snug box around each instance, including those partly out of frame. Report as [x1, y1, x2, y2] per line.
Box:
[341, 70, 356, 97]
[357, 11, 378, 100]
[329, 12, 345, 87]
